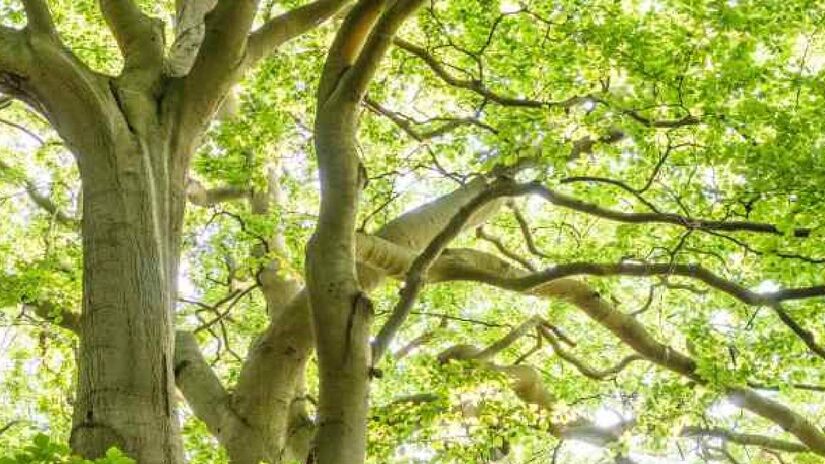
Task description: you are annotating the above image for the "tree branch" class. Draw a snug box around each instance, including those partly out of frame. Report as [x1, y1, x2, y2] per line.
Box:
[333, 0, 426, 103]
[364, 96, 497, 141]
[178, 0, 258, 137]
[246, 0, 352, 66]
[317, 0, 386, 103]
[532, 184, 813, 238]
[99, 0, 164, 72]
[22, 0, 58, 37]
[174, 330, 235, 439]
[393, 38, 588, 109]
[0, 159, 78, 225]
[681, 426, 809, 454]
[23, 301, 80, 333]
[540, 325, 643, 380]
[371, 179, 537, 364]
[186, 179, 251, 206]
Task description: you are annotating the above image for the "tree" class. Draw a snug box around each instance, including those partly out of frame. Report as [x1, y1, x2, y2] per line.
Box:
[1, 0, 824, 463]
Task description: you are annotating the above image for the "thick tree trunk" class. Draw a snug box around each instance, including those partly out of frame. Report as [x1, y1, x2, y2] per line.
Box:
[70, 133, 185, 464]
[308, 109, 372, 464]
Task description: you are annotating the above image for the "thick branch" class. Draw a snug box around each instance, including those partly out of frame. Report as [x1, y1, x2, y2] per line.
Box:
[335, 0, 426, 103]
[246, 0, 352, 66]
[174, 331, 234, 439]
[317, 0, 386, 103]
[186, 179, 251, 206]
[99, 0, 164, 72]
[22, 0, 58, 37]
[178, 0, 258, 137]
[371, 179, 537, 363]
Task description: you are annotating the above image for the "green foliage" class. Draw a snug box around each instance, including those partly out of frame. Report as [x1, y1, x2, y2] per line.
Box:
[0, 434, 133, 464]
[2, 0, 825, 462]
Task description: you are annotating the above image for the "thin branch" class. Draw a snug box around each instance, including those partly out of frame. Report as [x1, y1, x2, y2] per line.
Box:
[0, 159, 78, 225]
[507, 201, 550, 260]
[541, 325, 643, 380]
[681, 426, 809, 454]
[532, 184, 814, 238]
[475, 226, 535, 271]
[364, 96, 497, 141]
[394, 38, 587, 109]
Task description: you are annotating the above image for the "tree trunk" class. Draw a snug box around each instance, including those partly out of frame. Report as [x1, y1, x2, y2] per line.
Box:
[70, 130, 186, 464]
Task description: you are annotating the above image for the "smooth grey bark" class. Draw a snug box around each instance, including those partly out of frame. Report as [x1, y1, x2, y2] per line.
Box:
[68, 94, 189, 463]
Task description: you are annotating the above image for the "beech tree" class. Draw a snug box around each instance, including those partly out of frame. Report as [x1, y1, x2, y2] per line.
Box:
[1, 0, 824, 463]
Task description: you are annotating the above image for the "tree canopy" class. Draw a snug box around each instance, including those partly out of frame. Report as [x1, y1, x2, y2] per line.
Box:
[1, 0, 825, 463]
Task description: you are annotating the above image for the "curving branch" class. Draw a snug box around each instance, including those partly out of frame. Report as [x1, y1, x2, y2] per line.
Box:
[333, 0, 426, 103]
[317, 0, 387, 104]
[364, 96, 497, 141]
[394, 38, 586, 109]
[497, 261, 824, 306]
[174, 330, 239, 439]
[532, 184, 813, 238]
[540, 326, 643, 380]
